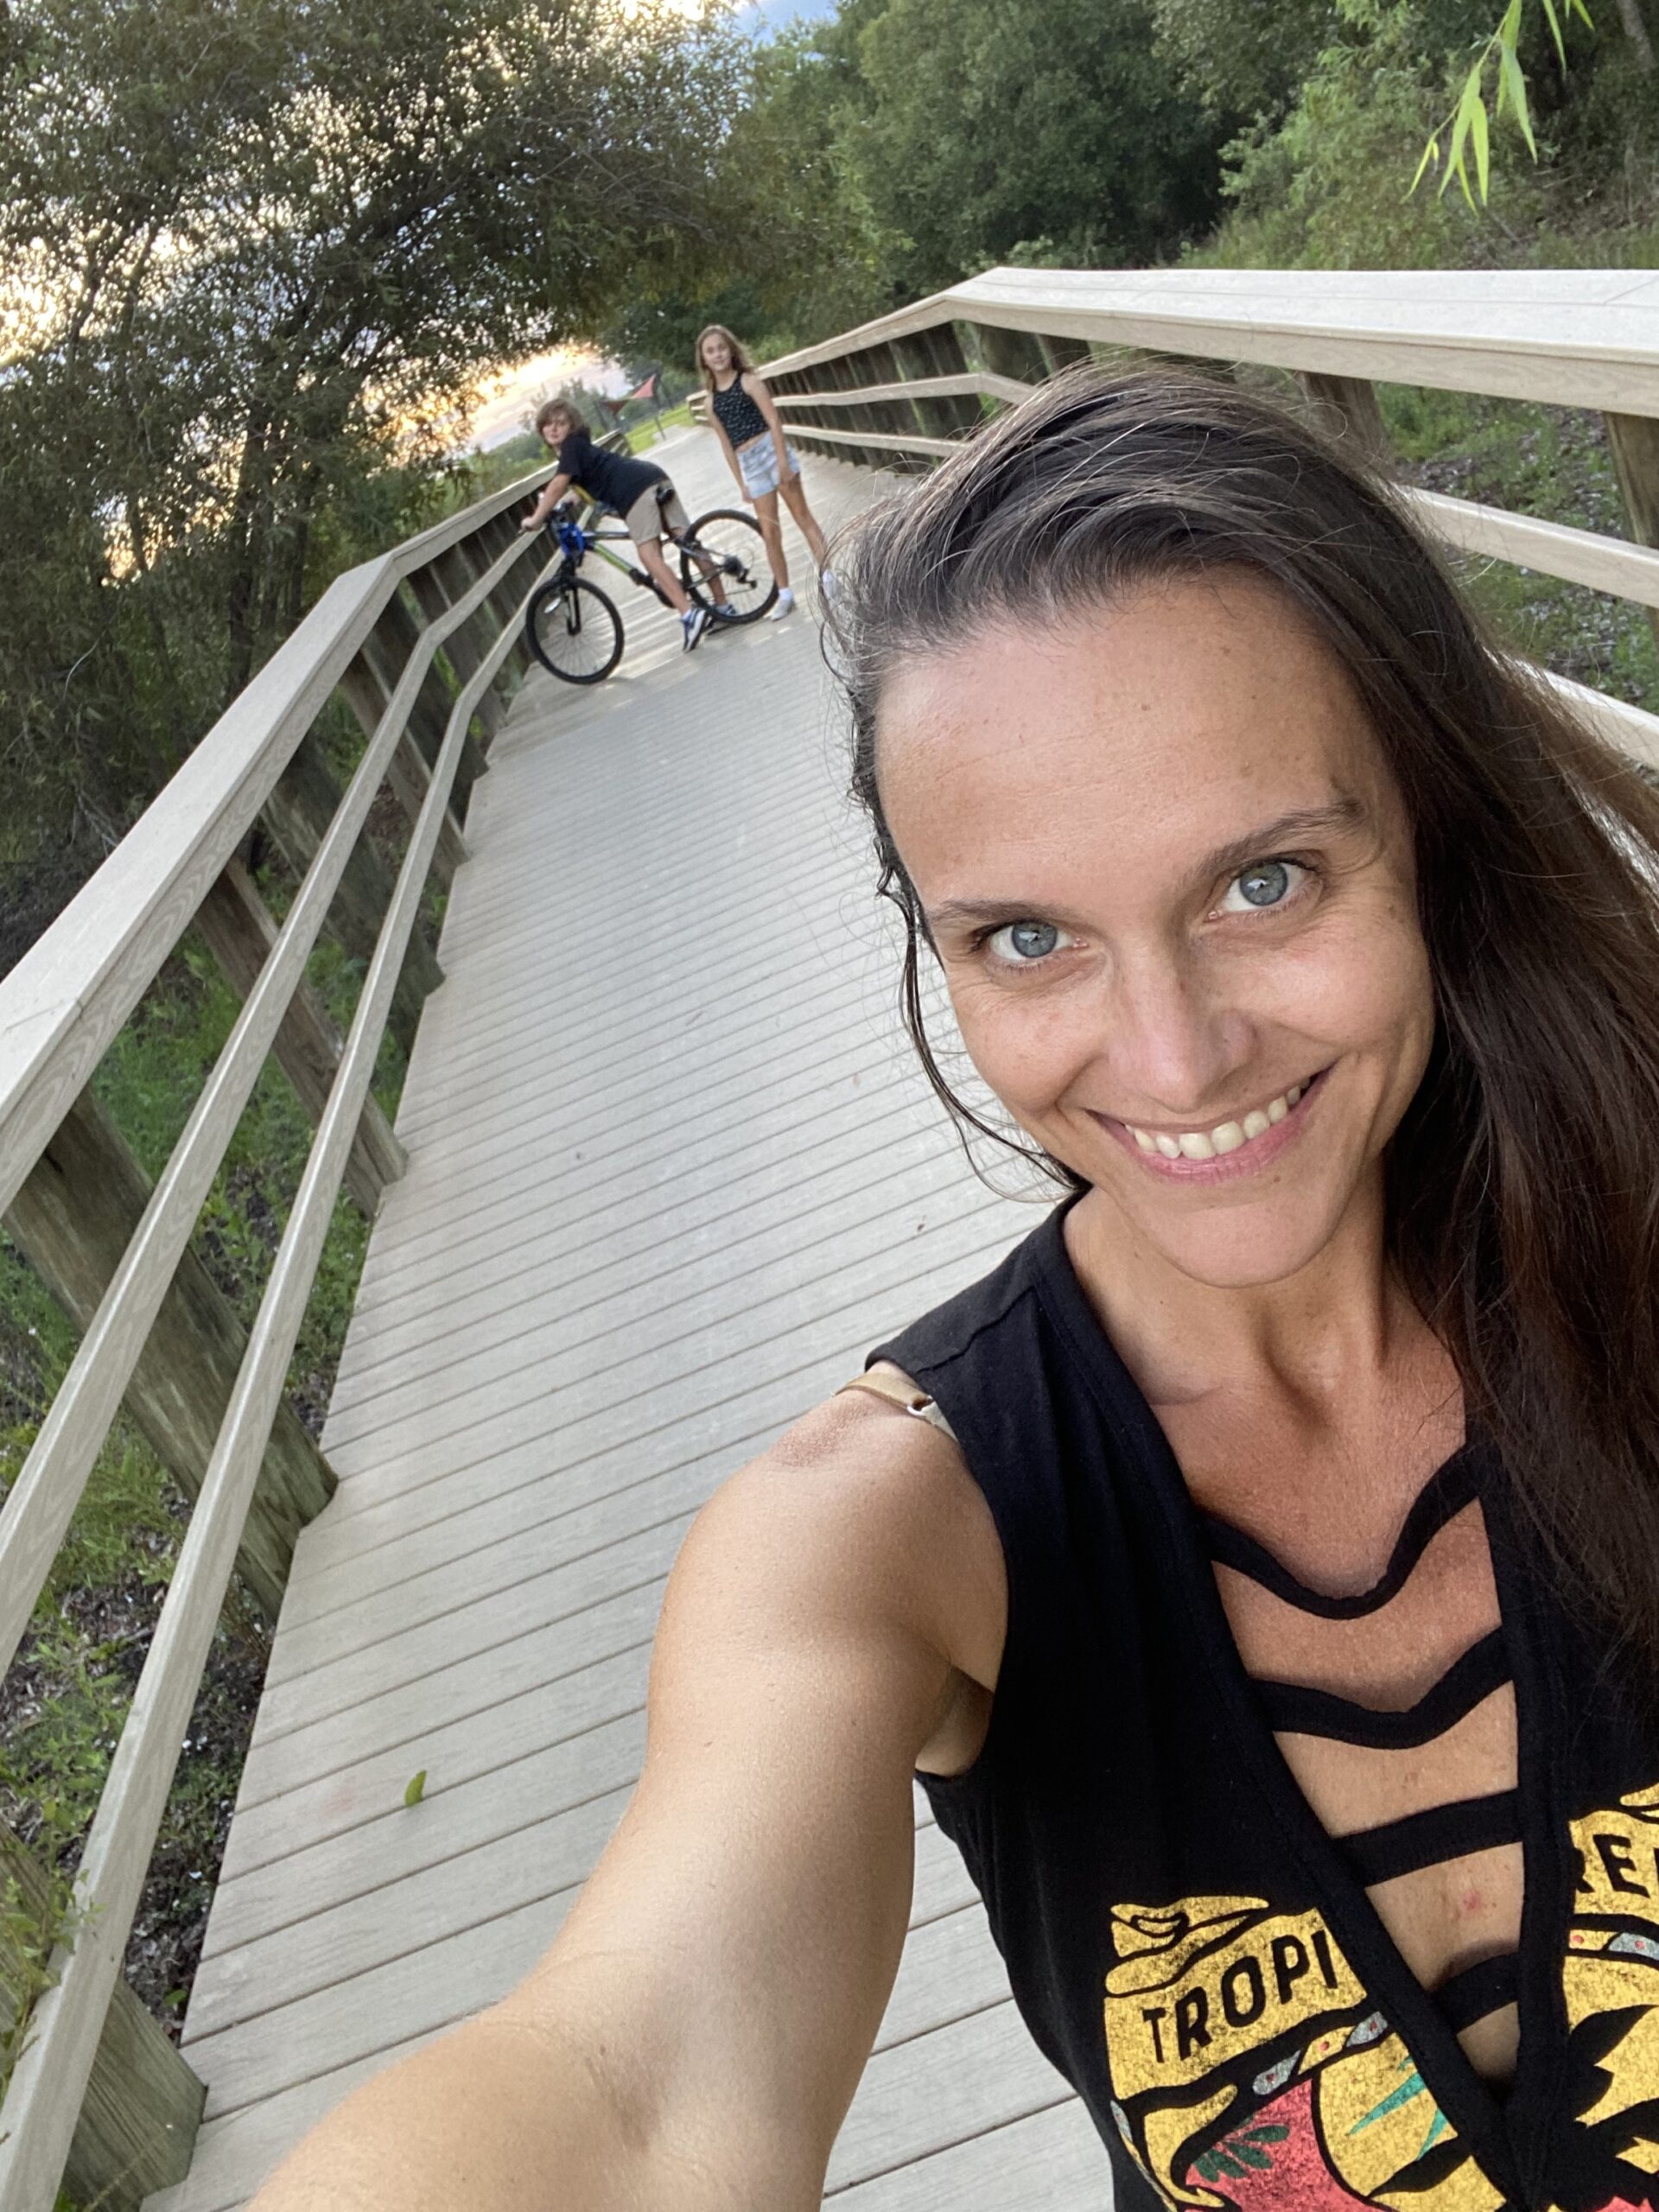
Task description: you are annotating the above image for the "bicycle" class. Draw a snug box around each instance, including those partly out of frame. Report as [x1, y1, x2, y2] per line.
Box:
[524, 486, 778, 685]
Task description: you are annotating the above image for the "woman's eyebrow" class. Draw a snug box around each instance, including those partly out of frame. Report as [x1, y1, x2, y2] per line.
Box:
[1194, 797, 1370, 889]
[925, 799, 1371, 937]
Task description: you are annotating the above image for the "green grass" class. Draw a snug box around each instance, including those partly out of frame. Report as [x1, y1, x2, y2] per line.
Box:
[1376, 382, 1659, 711]
[624, 401, 695, 452]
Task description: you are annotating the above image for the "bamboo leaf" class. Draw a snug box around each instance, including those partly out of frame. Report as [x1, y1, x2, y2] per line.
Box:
[403, 1769, 427, 1808]
[1499, 43, 1537, 152]
[1470, 86, 1491, 200]
[1437, 68, 1478, 195]
[1454, 145, 1478, 209]
[1410, 134, 1440, 194]
[1540, 0, 1569, 68]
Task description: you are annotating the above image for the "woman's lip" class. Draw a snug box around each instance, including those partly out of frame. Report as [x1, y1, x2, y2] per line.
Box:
[1087, 1069, 1330, 1184]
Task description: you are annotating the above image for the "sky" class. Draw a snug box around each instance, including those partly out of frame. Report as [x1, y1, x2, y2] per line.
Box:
[461, 346, 630, 451]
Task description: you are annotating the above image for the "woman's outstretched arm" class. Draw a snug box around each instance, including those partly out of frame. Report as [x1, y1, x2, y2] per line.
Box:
[247, 1388, 1003, 2212]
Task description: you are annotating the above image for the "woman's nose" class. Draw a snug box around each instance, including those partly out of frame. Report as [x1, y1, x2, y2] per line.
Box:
[1106, 950, 1251, 1117]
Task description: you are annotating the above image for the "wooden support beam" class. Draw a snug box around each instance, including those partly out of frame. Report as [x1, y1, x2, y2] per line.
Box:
[361, 595, 488, 819]
[336, 661, 467, 893]
[1299, 372, 1390, 462]
[893, 327, 982, 448]
[423, 544, 512, 737]
[1606, 412, 1659, 654]
[2, 1089, 337, 1624]
[0, 1821, 204, 2211]
[457, 518, 534, 691]
[194, 861, 407, 1219]
[262, 730, 442, 1062]
[408, 558, 504, 746]
[966, 321, 1048, 391]
[1037, 331, 1091, 375]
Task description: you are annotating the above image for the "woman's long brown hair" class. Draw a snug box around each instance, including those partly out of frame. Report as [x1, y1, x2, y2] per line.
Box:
[829, 365, 1659, 1672]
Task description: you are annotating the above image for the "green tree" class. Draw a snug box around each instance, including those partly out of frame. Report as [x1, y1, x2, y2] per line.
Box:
[0, 0, 746, 959]
[849, 0, 1226, 292]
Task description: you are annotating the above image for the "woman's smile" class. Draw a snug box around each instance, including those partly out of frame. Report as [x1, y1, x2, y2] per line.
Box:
[1091, 1063, 1331, 1181]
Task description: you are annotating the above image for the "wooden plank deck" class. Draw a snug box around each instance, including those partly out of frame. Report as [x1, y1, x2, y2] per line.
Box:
[149, 430, 1107, 2209]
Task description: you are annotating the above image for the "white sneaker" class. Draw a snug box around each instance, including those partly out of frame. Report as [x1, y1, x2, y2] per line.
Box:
[681, 605, 711, 652]
[769, 588, 796, 622]
[819, 567, 840, 602]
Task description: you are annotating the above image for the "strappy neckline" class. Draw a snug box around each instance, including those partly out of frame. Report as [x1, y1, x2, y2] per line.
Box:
[1200, 1445, 1484, 1619]
[1026, 1201, 1558, 2198]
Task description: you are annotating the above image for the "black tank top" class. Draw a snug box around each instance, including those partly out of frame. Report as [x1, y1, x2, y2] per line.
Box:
[873, 1202, 1659, 2212]
[709, 371, 769, 448]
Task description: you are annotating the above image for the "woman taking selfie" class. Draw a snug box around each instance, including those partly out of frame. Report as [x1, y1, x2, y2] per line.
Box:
[256, 369, 1659, 2212]
[697, 321, 830, 619]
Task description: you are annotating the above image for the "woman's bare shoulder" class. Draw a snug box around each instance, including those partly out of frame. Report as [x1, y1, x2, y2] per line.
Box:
[678, 1365, 1005, 1699]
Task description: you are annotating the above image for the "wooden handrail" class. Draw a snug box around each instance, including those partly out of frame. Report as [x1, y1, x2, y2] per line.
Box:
[760, 267, 1659, 412]
[757, 265, 1659, 759]
[0, 462, 556, 1222]
[0, 598, 529, 2210]
[0, 460, 557, 2209]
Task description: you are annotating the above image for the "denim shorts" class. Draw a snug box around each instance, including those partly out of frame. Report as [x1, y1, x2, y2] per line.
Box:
[736, 437, 801, 499]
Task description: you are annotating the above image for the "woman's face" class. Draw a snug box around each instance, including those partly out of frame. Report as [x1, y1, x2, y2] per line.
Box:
[702, 332, 733, 374]
[875, 572, 1436, 1291]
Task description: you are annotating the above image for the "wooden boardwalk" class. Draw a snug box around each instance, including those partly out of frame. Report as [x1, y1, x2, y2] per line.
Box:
[150, 431, 1107, 2209]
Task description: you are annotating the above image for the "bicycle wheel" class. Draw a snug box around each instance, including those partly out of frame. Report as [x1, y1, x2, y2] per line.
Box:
[679, 509, 778, 625]
[524, 576, 624, 685]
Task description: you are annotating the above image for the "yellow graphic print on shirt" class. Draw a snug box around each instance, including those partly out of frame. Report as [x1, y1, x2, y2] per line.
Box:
[1562, 1783, 1659, 2192]
[1102, 1894, 1503, 2212]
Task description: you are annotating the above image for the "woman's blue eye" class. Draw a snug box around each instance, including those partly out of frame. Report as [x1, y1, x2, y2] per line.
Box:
[1222, 860, 1301, 912]
[988, 920, 1064, 962]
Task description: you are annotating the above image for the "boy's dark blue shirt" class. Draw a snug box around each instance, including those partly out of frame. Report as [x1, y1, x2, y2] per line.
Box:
[556, 430, 665, 518]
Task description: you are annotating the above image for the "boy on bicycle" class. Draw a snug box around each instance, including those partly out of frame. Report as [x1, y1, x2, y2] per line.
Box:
[520, 398, 725, 652]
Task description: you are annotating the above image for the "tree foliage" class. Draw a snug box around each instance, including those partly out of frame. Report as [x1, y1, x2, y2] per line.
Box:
[0, 0, 746, 956]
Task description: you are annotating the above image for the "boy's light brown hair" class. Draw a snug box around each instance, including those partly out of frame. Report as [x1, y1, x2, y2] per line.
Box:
[535, 396, 588, 438]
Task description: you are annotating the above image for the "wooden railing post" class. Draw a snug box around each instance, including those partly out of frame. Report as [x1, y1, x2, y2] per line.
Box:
[1037, 331, 1092, 375]
[467, 518, 538, 685]
[361, 594, 488, 817]
[0, 1821, 204, 2211]
[262, 731, 442, 1061]
[1299, 372, 1391, 462]
[336, 646, 469, 894]
[426, 543, 515, 733]
[892, 328, 981, 442]
[1605, 413, 1659, 653]
[408, 557, 505, 744]
[965, 321, 1047, 391]
[842, 340, 913, 454]
[3, 1089, 336, 1624]
[194, 861, 407, 1218]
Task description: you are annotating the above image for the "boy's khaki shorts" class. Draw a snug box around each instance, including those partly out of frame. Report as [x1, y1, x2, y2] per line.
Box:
[621, 481, 690, 543]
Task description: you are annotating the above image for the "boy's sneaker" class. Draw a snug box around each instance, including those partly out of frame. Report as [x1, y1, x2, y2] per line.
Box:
[768, 587, 796, 622]
[681, 605, 712, 652]
[709, 601, 743, 623]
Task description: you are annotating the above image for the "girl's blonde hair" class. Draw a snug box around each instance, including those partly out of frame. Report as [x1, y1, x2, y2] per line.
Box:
[695, 324, 753, 391]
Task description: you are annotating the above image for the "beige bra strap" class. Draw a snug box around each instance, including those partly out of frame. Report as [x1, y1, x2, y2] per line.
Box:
[837, 1367, 958, 1441]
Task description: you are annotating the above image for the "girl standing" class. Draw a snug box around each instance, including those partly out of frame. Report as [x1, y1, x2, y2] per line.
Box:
[697, 324, 830, 620]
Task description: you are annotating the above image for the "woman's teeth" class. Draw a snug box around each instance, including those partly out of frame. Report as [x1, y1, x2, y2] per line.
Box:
[1127, 1083, 1306, 1162]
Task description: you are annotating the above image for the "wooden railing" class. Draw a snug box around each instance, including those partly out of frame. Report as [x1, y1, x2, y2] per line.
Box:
[0, 453, 566, 2209]
[758, 267, 1659, 766]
